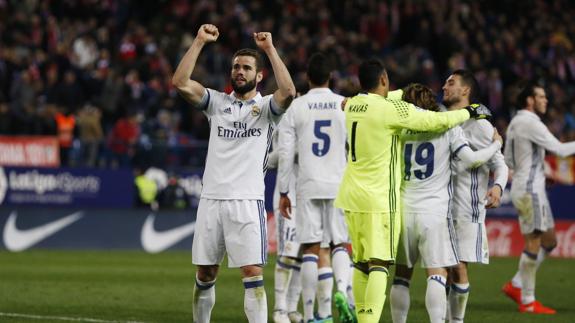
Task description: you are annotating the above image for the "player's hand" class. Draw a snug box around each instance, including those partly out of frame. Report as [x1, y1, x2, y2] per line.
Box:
[465, 103, 492, 120]
[485, 184, 502, 208]
[254, 32, 273, 51]
[492, 127, 503, 145]
[279, 195, 292, 219]
[197, 24, 219, 43]
[341, 97, 348, 111]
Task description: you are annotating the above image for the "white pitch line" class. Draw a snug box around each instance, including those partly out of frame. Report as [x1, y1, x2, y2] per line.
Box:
[0, 312, 146, 323]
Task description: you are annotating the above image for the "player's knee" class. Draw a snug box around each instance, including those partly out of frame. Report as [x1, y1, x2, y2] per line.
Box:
[197, 265, 219, 282]
[395, 264, 413, 280]
[240, 264, 263, 278]
[542, 242, 557, 253]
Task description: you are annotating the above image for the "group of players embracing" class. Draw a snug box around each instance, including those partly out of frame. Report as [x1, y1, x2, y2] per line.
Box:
[173, 24, 572, 323]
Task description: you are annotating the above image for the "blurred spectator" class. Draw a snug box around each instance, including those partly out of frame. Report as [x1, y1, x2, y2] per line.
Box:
[76, 104, 104, 167]
[134, 167, 158, 210]
[54, 107, 76, 167]
[107, 111, 141, 168]
[2, 0, 575, 169]
[158, 173, 189, 210]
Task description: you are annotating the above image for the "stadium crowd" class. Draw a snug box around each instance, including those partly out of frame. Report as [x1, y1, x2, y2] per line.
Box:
[1, 0, 575, 169]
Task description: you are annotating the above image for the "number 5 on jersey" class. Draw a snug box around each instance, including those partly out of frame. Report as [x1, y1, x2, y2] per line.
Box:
[312, 120, 331, 157]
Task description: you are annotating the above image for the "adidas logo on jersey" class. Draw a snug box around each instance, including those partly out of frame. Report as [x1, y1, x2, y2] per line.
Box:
[223, 107, 232, 114]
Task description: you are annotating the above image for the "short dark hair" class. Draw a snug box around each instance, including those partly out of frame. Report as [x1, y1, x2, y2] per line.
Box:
[517, 81, 541, 108]
[402, 83, 439, 112]
[358, 58, 386, 92]
[232, 48, 265, 72]
[452, 69, 479, 102]
[307, 52, 333, 86]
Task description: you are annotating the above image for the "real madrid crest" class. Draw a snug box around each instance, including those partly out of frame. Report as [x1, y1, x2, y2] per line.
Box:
[251, 105, 261, 116]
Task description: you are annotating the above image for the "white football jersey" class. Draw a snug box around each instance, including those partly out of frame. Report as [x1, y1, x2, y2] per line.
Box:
[401, 126, 468, 216]
[504, 109, 575, 193]
[278, 88, 346, 199]
[451, 119, 508, 223]
[199, 89, 282, 200]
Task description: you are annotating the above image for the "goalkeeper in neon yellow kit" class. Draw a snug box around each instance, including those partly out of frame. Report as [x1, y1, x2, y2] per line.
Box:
[334, 59, 490, 323]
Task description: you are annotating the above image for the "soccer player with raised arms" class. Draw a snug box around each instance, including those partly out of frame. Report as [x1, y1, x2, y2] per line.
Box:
[442, 69, 509, 323]
[388, 84, 502, 323]
[278, 52, 354, 323]
[335, 59, 491, 323]
[172, 24, 295, 323]
[502, 82, 575, 314]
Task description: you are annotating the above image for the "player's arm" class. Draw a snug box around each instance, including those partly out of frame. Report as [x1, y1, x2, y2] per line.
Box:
[528, 121, 575, 157]
[390, 100, 470, 132]
[503, 129, 515, 169]
[172, 24, 218, 107]
[254, 32, 296, 111]
[277, 109, 296, 218]
[267, 130, 279, 170]
[456, 127, 503, 169]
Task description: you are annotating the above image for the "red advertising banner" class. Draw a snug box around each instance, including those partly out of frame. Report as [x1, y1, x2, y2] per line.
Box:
[0, 136, 60, 167]
[545, 155, 575, 185]
[487, 219, 575, 258]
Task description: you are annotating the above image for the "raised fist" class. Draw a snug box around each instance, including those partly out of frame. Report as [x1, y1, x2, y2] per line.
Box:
[197, 24, 219, 43]
[253, 32, 273, 50]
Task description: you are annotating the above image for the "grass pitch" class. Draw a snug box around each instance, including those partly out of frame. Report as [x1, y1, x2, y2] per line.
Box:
[0, 251, 573, 322]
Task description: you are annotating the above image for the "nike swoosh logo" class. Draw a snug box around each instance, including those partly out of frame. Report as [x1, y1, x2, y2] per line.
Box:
[141, 213, 195, 254]
[3, 211, 83, 252]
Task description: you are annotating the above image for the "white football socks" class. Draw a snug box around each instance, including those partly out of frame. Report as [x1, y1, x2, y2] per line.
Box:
[331, 246, 352, 294]
[193, 275, 216, 323]
[519, 251, 538, 304]
[426, 275, 447, 323]
[301, 254, 319, 321]
[243, 275, 267, 323]
[390, 277, 410, 323]
[317, 266, 334, 318]
[449, 282, 470, 323]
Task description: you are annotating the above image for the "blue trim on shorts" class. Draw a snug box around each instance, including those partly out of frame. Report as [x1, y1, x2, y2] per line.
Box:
[257, 200, 267, 264]
[476, 224, 482, 262]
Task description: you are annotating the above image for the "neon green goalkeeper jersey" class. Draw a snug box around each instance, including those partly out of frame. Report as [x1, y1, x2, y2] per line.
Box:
[334, 92, 470, 213]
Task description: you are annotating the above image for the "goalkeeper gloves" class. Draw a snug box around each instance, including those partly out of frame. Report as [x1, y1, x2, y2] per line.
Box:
[465, 103, 492, 120]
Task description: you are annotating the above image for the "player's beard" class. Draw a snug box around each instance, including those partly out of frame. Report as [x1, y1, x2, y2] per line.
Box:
[231, 78, 256, 95]
[442, 96, 460, 110]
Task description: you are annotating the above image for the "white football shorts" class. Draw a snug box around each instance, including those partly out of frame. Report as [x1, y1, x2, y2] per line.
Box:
[452, 220, 489, 264]
[396, 212, 459, 269]
[296, 198, 349, 245]
[511, 189, 555, 235]
[192, 199, 267, 268]
[274, 206, 301, 258]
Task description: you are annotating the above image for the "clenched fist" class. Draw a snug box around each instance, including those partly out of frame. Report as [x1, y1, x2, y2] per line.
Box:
[253, 32, 273, 51]
[197, 24, 219, 43]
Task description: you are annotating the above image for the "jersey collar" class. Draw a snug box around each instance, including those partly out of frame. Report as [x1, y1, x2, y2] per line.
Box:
[230, 91, 262, 106]
[307, 88, 332, 95]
